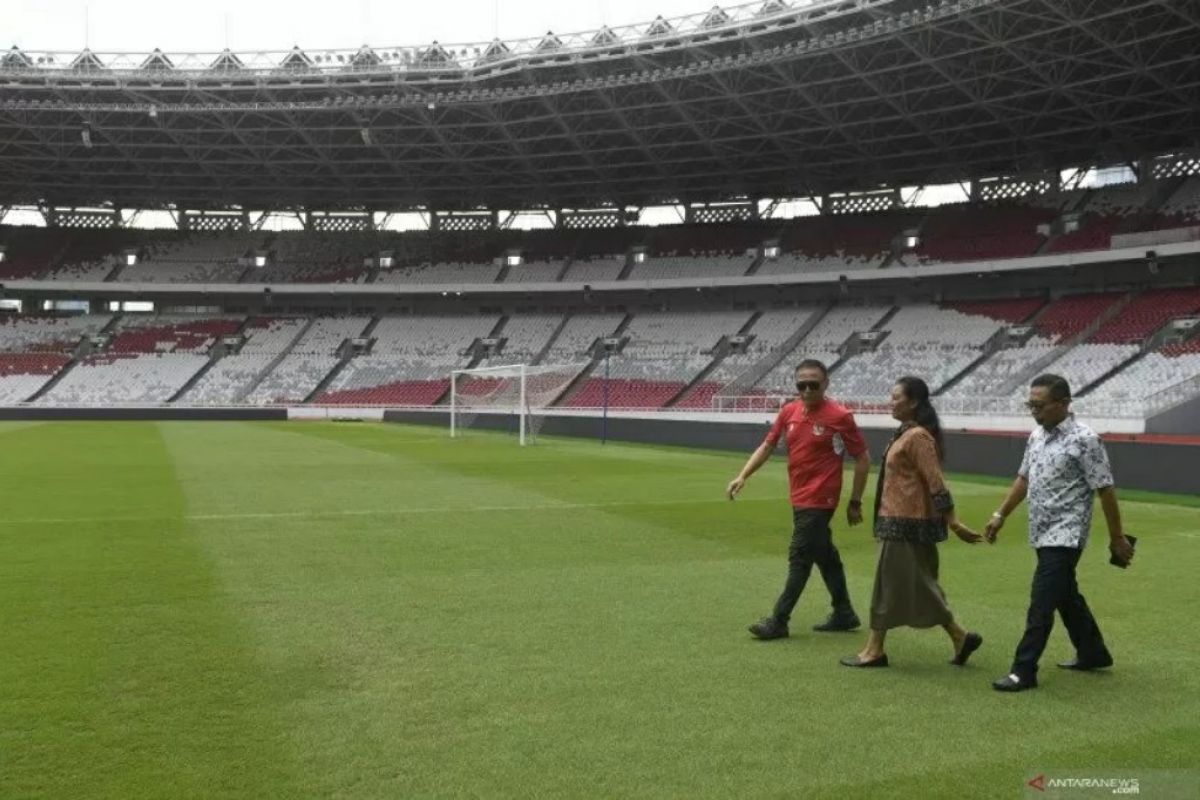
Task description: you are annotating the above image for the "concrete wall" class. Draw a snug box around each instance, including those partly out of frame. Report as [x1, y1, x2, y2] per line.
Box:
[1146, 393, 1200, 435]
[386, 410, 1200, 496]
[0, 407, 287, 421]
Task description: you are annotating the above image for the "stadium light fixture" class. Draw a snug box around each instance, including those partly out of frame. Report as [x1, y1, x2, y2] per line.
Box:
[81, 124, 93, 148]
[148, 105, 158, 119]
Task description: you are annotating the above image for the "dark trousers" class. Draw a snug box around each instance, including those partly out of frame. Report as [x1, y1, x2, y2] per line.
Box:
[771, 508, 855, 624]
[1011, 546, 1112, 680]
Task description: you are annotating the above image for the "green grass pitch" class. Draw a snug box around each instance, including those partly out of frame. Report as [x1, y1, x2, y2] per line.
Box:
[1, 420, 1197, 798]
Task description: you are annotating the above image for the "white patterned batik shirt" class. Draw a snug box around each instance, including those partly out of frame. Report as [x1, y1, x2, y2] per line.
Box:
[1018, 415, 1114, 549]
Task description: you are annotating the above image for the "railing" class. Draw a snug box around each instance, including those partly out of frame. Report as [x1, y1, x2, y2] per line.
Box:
[0, 0, 870, 76]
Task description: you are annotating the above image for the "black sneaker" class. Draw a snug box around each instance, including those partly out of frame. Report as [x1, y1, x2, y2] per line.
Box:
[813, 612, 861, 632]
[748, 617, 789, 640]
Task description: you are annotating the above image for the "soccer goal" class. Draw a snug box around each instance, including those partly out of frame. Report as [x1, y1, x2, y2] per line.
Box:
[449, 362, 588, 445]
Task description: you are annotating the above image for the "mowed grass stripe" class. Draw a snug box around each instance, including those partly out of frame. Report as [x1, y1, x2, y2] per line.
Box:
[0, 422, 304, 799]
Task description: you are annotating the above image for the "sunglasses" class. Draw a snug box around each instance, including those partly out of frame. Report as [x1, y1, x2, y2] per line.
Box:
[1025, 399, 1067, 411]
[795, 380, 823, 392]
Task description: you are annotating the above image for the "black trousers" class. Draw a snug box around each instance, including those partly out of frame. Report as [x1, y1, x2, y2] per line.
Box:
[1011, 546, 1112, 680]
[770, 508, 855, 624]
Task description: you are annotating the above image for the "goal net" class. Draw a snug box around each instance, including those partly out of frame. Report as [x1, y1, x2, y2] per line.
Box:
[449, 362, 588, 445]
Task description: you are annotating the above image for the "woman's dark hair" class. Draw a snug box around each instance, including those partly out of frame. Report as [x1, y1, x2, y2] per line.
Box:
[896, 375, 945, 461]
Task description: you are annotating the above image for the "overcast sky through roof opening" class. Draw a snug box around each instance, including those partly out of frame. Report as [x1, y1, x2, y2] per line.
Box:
[3, 0, 728, 51]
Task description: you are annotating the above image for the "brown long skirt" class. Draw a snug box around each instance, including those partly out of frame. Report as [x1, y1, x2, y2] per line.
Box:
[869, 539, 954, 630]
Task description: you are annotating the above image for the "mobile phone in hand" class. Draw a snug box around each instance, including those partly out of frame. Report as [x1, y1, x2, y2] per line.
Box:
[1108, 534, 1138, 569]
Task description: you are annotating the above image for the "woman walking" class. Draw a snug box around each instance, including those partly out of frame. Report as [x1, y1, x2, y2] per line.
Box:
[840, 376, 984, 668]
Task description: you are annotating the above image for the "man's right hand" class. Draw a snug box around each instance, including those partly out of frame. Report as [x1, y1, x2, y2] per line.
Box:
[726, 477, 746, 501]
[984, 515, 1003, 544]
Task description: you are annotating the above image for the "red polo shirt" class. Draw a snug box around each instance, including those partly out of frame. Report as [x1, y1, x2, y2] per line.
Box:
[763, 398, 868, 509]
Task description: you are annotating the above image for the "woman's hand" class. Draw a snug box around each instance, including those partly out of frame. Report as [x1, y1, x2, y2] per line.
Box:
[949, 520, 982, 544]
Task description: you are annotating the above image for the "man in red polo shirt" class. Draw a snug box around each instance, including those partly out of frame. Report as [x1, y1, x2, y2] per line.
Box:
[727, 359, 871, 639]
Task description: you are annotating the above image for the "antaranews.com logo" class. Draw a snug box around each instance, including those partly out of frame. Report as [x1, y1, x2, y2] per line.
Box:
[1026, 770, 1198, 798]
[1027, 774, 1140, 795]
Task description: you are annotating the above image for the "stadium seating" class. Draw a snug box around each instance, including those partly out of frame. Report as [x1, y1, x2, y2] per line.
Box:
[180, 353, 278, 406]
[1033, 292, 1126, 340]
[560, 257, 626, 282]
[106, 315, 243, 354]
[0, 313, 112, 352]
[319, 314, 500, 405]
[0, 228, 61, 279]
[0, 352, 71, 404]
[755, 305, 893, 394]
[561, 310, 750, 408]
[39, 352, 209, 405]
[941, 341, 1060, 405]
[1047, 183, 1151, 253]
[1152, 179, 1200, 228]
[117, 233, 262, 283]
[504, 260, 565, 283]
[1088, 288, 1200, 344]
[943, 297, 1044, 324]
[376, 261, 502, 284]
[1080, 345, 1200, 416]
[676, 307, 822, 409]
[915, 204, 1055, 263]
[239, 317, 370, 404]
[493, 314, 563, 362]
[41, 255, 121, 283]
[830, 305, 1004, 400]
[625, 255, 754, 281]
[244, 354, 341, 404]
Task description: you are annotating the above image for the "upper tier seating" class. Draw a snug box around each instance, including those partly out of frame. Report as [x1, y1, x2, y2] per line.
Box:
[1088, 288, 1200, 344]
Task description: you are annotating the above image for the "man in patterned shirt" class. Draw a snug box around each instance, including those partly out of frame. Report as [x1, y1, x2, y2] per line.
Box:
[985, 374, 1135, 693]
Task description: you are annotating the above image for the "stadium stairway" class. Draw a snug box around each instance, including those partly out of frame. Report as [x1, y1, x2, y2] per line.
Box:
[553, 312, 635, 406]
[1078, 348, 1150, 398]
[302, 316, 382, 403]
[664, 313, 759, 409]
[615, 254, 637, 281]
[1116, 176, 1186, 235]
[934, 327, 1014, 396]
[742, 252, 766, 276]
[102, 259, 129, 282]
[494, 261, 512, 283]
[235, 316, 315, 403]
[718, 303, 833, 396]
[22, 319, 117, 402]
[531, 313, 572, 366]
[995, 292, 1138, 396]
[665, 348, 730, 409]
[169, 348, 225, 403]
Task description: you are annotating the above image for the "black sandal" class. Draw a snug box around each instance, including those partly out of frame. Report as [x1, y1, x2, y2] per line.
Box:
[950, 632, 983, 666]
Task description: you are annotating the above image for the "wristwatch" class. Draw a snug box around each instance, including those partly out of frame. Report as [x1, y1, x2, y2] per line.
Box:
[990, 511, 1005, 521]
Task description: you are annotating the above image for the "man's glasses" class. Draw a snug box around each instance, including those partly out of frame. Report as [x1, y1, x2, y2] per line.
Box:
[795, 381, 822, 392]
[1025, 399, 1067, 411]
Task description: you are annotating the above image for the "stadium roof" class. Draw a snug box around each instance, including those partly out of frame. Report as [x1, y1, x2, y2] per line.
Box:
[1, 0, 1199, 210]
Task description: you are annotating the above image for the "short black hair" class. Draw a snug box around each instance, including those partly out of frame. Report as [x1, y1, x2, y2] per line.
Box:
[795, 359, 828, 377]
[1031, 373, 1071, 402]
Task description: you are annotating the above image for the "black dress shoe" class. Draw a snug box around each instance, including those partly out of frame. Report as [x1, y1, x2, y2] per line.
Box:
[747, 618, 789, 640]
[813, 612, 861, 632]
[950, 632, 983, 666]
[992, 673, 1037, 692]
[1057, 656, 1114, 671]
[840, 654, 889, 668]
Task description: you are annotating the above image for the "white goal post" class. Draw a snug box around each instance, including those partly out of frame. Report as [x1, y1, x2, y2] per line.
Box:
[449, 362, 589, 446]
